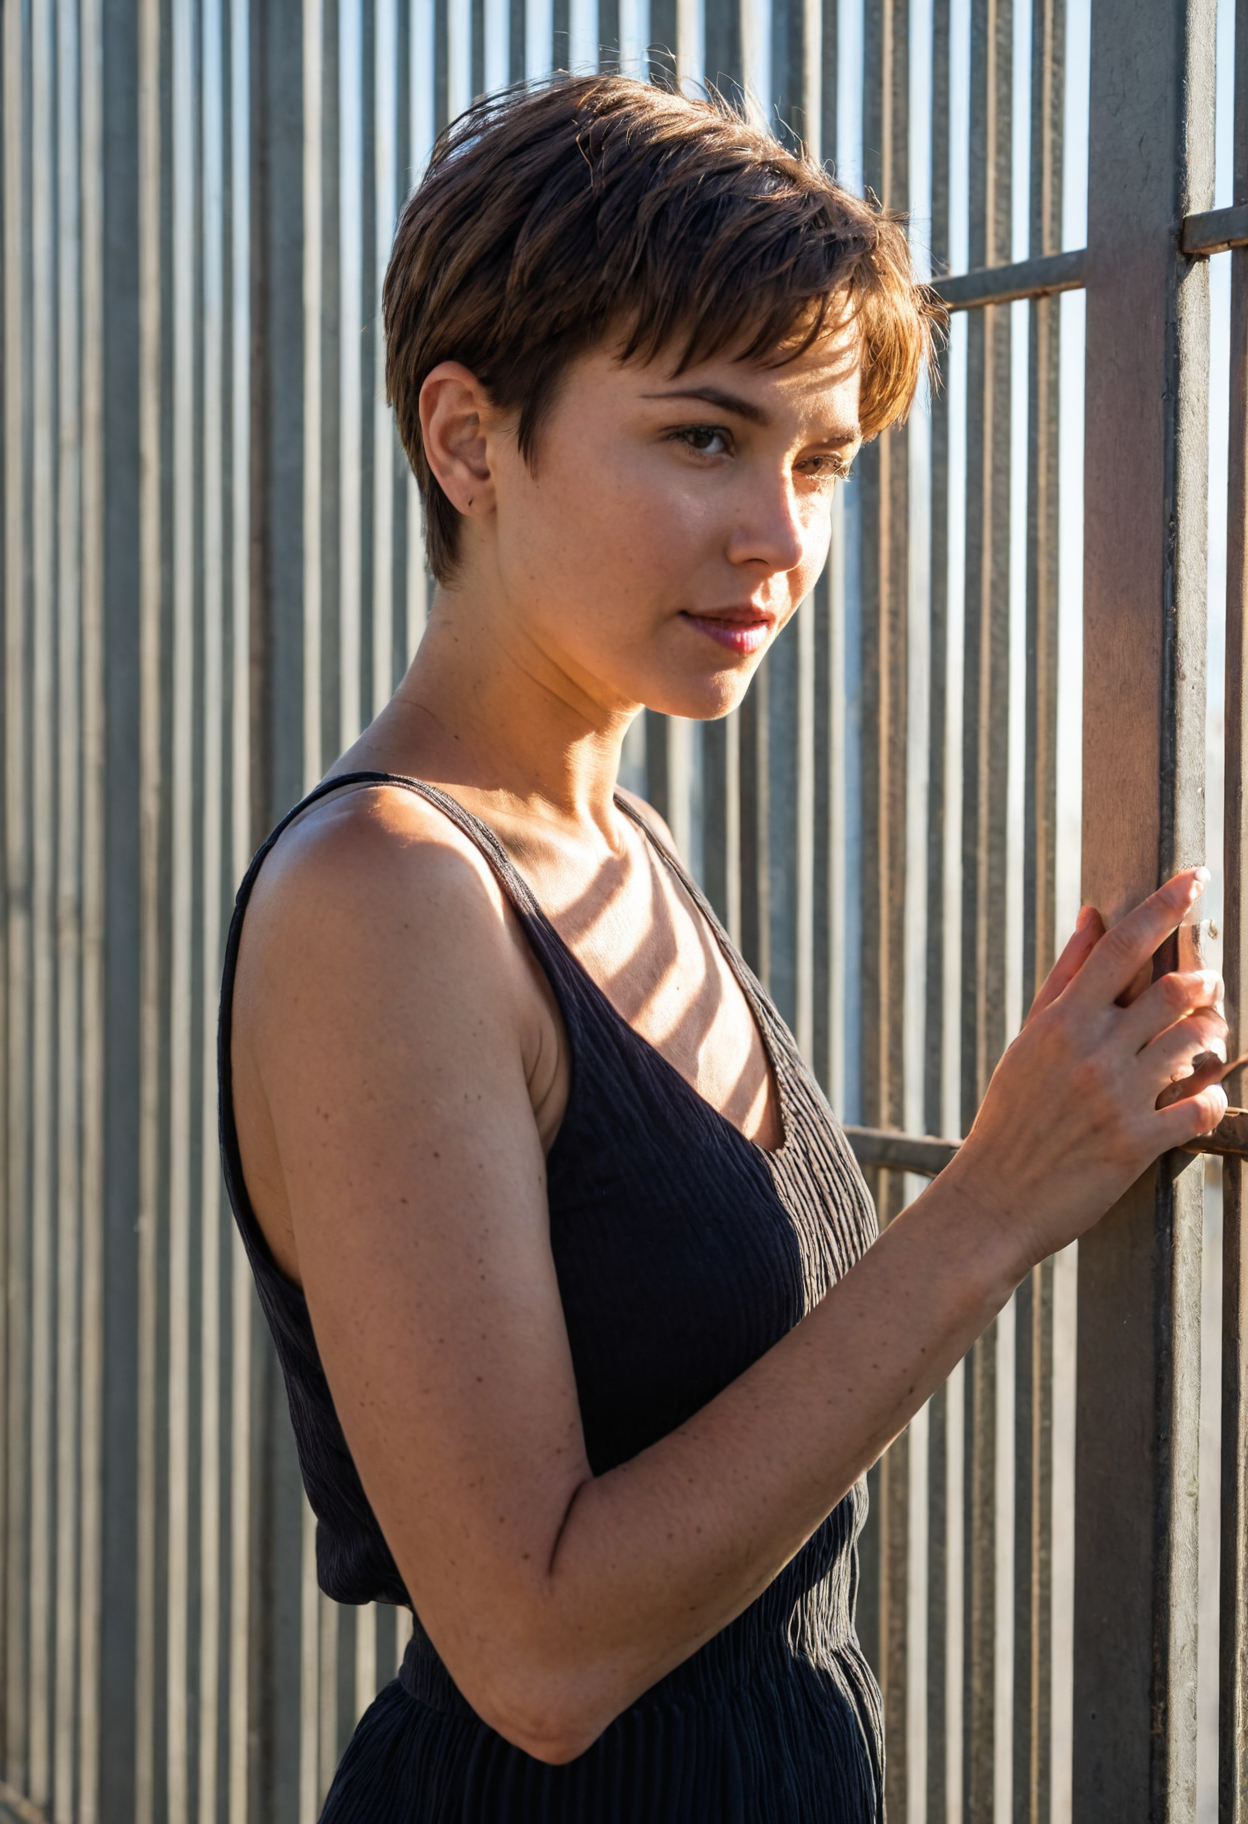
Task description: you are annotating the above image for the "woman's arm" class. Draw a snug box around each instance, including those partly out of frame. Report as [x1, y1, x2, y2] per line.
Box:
[238, 791, 1226, 1764]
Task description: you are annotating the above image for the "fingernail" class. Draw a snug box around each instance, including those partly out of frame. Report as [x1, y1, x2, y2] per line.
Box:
[1075, 905, 1093, 932]
[1193, 867, 1212, 888]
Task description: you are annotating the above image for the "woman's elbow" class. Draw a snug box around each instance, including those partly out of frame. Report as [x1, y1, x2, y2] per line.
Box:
[469, 1664, 613, 1765]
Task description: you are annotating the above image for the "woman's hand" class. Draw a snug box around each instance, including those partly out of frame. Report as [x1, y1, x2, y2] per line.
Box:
[944, 868, 1229, 1277]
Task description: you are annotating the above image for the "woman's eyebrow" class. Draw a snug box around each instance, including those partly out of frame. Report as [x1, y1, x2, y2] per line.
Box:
[639, 386, 769, 425]
[640, 386, 861, 447]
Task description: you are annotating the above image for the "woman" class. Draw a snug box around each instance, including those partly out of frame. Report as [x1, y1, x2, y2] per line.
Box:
[219, 77, 1228, 1820]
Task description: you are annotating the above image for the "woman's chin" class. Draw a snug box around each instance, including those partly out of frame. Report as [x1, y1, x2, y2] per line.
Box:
[629, 659, 757, 725]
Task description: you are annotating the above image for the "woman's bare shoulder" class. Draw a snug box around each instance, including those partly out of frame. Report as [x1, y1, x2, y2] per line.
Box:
[232, 778, 565, 1147]
[243, 779, 514, 942]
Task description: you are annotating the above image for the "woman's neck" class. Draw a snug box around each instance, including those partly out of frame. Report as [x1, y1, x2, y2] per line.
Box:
[337, 586, 638, 846]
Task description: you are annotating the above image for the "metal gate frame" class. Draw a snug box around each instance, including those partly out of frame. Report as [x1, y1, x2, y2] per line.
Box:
[844, 0, 1248, 1813]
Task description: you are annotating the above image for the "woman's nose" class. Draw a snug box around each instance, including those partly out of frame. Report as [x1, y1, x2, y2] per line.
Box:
[725, 478, 807, 577]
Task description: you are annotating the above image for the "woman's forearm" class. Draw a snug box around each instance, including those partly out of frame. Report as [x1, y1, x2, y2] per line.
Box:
[480, 1161, 1022, 1757]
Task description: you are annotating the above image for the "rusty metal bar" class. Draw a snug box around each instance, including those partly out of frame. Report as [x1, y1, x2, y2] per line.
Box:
[845, 1111, 1248, 1181]
[1184, 201, 1248, 258]
[1073, 0, 1214, 1814]
[842, 1124, 960, 1177]
[934, 244, 1086, 310]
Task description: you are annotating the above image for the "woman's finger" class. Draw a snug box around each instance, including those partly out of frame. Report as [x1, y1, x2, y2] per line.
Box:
[1026, 906, 1105, 1023]
[1156, 1049, 1232, 1111]
[1153, 1079, 1229, 1142]
[1116, 968, 1225, 1052]
[1138, 1009, 1229, 1099]
[1065, 869, 1209, 1010]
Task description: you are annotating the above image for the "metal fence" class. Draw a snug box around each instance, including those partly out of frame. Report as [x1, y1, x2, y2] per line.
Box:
[4, 0, 1248, 1818]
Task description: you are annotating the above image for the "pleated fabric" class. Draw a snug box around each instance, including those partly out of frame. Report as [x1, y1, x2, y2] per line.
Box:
[218, 771, 885, 1822]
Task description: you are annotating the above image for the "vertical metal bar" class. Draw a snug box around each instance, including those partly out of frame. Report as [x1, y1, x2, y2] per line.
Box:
[303, 0, 324, 789]
[135, 0, 164, 1810]
[78, 0, 107, 1810]
[702, 712, 741, 940]
[167, 0, 198, 1811]
[643, 712, 670, 827]
[54, 1, 84, 1815]
[946, 1352, 968, 1819]
[813, 575, 833, 1092]
[228, 1, 255, 1813]
[298, 1501, 320, 1824]
[200, 0, 227, 1814]
[703, 0, 740, 92]
[1017, 1255, 1054, 1824]
[339, 0, 364, 750]
[796, 595, 816, 1060]
[738, 661, 770, 984]
[767, 626, 801, 1031]
[317, 1591, 339, 1802]
[372, 0, 398, 716]
[770, 0, 804, 148]
[408, 0, 435, 660]
[1022, 15, 1061, 1009]
[959, 0, 1011, 1131]
[1073, 0, 1214, 1815]
[27, 2, 56, 1803]
[857, 1, 912, 1808]
[1013, 3, 1063, 1819]
[925, 8, 952, 1806]
[859, 0, 909, 1187]
[827, 488, 852, 1112]
[2, 0, 30, 1795]
[1221, 1, 1248, 1816]
[958, 2, 1012, 1813]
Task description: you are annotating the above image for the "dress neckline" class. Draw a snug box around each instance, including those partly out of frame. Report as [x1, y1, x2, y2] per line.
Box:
[303, 769, 792, 1160]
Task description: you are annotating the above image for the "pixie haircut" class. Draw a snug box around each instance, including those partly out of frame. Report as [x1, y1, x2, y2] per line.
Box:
[385, 76, 941, 583]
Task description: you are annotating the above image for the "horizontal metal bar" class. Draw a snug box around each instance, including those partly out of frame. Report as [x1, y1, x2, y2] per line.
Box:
[0, 1782, 49, 1824]
[1181, 202, 1248, 256]
[847, 1103, 1248, 1182]
[931, 247, 1087, 311]
[842, 1124, 962, 1177]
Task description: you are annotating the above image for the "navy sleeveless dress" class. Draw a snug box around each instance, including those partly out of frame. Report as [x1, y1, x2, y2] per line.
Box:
[218, 771, 884, 1821]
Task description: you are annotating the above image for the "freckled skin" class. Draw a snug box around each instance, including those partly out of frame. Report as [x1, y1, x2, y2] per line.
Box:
[229, 332, 1229, 1765]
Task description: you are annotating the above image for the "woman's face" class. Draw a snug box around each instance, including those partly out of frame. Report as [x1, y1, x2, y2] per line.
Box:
[427, 324, 862, 723]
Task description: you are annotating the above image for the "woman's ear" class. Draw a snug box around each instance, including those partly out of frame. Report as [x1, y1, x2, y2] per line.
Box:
[419, 362, 498, 519]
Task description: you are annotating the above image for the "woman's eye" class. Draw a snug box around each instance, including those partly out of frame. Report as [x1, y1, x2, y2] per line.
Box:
[800, 454, 851, 483]
[675, 425, 731, 457]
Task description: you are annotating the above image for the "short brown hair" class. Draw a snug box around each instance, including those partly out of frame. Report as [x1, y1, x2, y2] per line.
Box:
[384, 76, 941, 584]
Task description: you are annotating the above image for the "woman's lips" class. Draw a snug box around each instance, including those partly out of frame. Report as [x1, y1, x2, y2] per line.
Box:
[683, 612, 773, 655]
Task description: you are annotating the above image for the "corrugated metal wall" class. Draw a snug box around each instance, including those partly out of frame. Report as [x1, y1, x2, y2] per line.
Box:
[1, 0, 1106, 1818]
